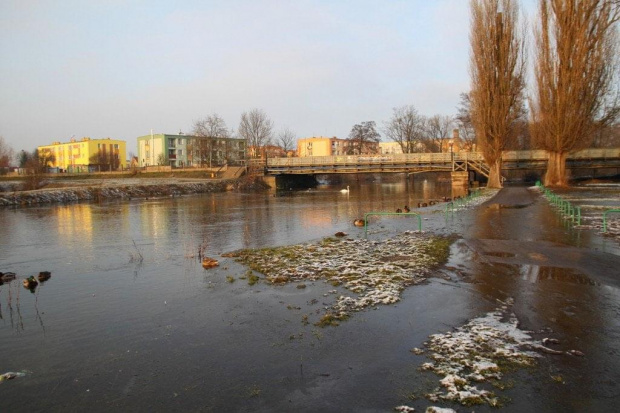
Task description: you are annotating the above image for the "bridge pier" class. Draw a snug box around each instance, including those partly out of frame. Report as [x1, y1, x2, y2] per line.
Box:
[451, 171, 469, 187]
[262, 174, 318, 190]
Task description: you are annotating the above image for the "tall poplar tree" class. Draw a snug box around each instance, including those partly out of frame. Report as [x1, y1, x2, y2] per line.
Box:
[531, 0, 619, 187]
[469, 0, 526, 188]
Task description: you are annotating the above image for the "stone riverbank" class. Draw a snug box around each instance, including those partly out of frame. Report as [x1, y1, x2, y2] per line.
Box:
[0, 180, 235, 207]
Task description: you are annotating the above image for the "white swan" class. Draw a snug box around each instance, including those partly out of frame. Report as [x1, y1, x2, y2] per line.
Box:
[340, 185, 350, 193]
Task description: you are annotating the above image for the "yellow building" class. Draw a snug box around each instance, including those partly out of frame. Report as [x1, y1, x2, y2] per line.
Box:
[38, 137, 127, 172]
[378, 142, 403, 155]
[297, 136, 350, 157]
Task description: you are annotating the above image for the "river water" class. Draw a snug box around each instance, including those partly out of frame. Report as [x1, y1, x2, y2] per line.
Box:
[1, 177, 619, 412]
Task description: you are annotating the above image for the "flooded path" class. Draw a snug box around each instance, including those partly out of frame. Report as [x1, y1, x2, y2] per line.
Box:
[1, 181, 619, 412]
[442, 187, 620, 411]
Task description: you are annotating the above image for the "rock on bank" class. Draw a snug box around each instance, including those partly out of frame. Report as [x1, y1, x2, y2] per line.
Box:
[0, 181, 233, 207]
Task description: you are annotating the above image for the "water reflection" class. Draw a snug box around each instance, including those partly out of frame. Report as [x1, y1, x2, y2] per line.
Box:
[519, 265, 596, 285]
[0, 282, 24, 334]
[56, 204, 93, 244]
[0, 177, 459, 331]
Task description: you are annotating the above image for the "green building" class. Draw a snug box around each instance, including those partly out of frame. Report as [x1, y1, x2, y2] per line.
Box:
[137, 133, 246, 168]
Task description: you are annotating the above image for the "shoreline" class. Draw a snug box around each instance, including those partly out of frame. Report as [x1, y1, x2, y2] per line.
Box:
[0, 180, 234, 207]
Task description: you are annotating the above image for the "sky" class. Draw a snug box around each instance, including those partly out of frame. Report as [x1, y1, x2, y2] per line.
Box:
[0, 0, 537, 155]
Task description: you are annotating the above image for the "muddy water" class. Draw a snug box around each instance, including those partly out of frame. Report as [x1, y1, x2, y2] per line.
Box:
[0, 177, 470, 412]
[1, 180, 619, 412]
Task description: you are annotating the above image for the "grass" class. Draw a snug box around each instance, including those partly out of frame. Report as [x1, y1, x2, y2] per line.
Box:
[320, 237, 339, 246]
[314, 312, 348, 327]
[418, 236, 455, 266]
[247, 271, 260, 286]
[248, 385, 261, 398]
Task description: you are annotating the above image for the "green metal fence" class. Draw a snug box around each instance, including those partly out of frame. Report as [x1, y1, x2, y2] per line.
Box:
[603, 209, 620, 233]
[363, 212, 422, 237]
[536, 181, 581, 225]
[444, 188, 483, 216]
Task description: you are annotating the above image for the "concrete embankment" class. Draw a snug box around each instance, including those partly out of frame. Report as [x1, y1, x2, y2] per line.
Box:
[0, 181, 233, 207]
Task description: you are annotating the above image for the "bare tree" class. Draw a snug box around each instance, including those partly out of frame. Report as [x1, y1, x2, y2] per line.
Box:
[425, 114, 454, 152]
[592, 122, 620, 147]
[16, 149, 55, 189]
[469, 0, 526, 188]
[530, 0, 620, 186]
[0, 136, 14, 171]
[18, 150, 32, 168]
[383, 105, 426, 153]
[455, 93, 477, 151]
[238, 109, 274, 158]
[157, 153, 167, 166]
[35, 148, 55, 171]
[89, 150, 121, 171]
[192, 114, 230, 167]
[347, 121, 381, 155]
[277, 128, 296, 154]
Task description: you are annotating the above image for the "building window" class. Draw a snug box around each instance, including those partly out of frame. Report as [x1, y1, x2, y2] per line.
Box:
[114, 144, 119, 149]
[177, 149, 183, 156]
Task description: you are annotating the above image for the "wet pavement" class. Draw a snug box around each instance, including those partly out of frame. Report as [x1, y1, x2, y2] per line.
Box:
[439, 186, 620, 412]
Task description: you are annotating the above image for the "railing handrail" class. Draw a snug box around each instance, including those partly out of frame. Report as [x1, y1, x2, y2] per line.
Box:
[266, 148, 619, 168]
[603, 209, 620, 233]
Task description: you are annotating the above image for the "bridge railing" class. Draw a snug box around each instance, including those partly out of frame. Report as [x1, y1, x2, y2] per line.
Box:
[267, 152, 486, 167]
[570, 148, 620, 159]
[265, 148, 619, 168]
[501, 150, 548, 161]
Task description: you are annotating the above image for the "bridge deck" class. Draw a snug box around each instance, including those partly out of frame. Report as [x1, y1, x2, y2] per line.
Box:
[264, 148, 620, 175]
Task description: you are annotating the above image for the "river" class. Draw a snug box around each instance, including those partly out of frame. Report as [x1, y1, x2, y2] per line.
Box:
[1, 176, 619, 412]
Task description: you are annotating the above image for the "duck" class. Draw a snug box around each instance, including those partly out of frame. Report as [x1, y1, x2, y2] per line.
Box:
[340, 186, 350, 193]
[429, 200, 436, 206]
[201, 257, 219, 269]
[23, 276, 38, 289]
[396, 208, 402, 213]
[417, 202, 428, 208]
[353, 219, 366, 227]
[37, 271, 51, 282]
[404, 206, 410, 213]
[0, 272, 16, 282]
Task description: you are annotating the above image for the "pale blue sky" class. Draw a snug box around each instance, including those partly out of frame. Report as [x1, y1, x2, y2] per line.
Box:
[0, 0, 536, 154]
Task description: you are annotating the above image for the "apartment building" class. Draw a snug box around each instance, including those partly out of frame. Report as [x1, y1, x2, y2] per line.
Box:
[137, 133, 246, 168]
[38, 137, 127, 172]
[297, 136, 353, 157]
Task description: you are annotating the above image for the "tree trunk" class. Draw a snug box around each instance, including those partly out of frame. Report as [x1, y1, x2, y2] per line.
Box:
[544, 151, 568, 187]
[487, 159, 503, 189]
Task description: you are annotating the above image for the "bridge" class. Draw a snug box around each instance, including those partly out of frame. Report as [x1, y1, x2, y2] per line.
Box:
[263, 148, 620, 179]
